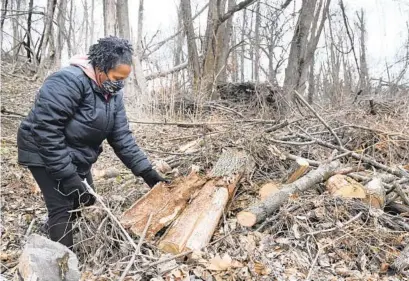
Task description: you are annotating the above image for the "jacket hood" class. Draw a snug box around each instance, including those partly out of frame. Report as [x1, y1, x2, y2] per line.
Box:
[69, 55, 97, 84]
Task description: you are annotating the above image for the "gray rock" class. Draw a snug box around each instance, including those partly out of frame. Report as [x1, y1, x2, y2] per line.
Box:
[18, 234, 80, 281]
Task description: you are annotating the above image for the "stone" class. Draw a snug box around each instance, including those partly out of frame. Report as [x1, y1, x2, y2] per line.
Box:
[18, 234, 80, 281]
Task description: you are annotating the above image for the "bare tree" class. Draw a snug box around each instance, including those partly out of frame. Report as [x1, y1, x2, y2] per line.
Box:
[254, 0, 260, 82]
[356, 9, 369, 95]
[36, 0, 57, 77]
[181, 0, 201, 85]
[202, 0, 257, 97]
[90, 0, 95, 45]
[55, 0, 68, 69]
[84, 0, 89, 52]
[284, 0, 331, 99]
[240, 9, 246, 82]
[117, 0, 130, 39]
[103, 0, 116, 36]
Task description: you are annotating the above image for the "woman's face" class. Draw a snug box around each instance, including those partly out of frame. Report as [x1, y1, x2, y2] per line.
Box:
[98, 64, 132, 83]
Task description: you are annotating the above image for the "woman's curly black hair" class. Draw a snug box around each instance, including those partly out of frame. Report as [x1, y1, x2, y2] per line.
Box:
[88, 36, 133, 73]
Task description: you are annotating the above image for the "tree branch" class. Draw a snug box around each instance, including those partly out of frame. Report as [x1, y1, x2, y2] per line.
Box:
[219, 0, 257, 24]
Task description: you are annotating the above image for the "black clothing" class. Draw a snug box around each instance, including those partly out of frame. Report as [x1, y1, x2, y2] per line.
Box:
[17, 65, 151, 181]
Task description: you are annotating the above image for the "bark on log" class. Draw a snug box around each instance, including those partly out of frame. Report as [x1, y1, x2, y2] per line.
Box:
[158, 179, 228, 254]
[237, 161, 340, 227]
[362, 177, 385, 209]
[158, 149, 248, 254]
[120, 172, 207, 239]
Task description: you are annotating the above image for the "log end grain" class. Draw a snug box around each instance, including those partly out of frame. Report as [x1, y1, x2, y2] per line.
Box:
[237, 211, 257, 227]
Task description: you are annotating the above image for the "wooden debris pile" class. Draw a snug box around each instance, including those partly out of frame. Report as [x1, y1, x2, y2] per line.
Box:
[120, 149, 250, 254]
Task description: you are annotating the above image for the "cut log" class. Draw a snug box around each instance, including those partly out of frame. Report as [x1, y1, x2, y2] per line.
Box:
[362, 177, 385, 209]
[120, 172, 207, 239]
[326, 175, 385, 209]
[326, 174, 366, 199]
[286, 157, 310, 184]
[237, 161, 340, 227]
[157, 179, 228, 254]
[259, 182, 280, 201]
[158, 149, 248, 254]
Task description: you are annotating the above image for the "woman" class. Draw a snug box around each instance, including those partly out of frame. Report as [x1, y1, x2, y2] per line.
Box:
[17, 36, 166, 249]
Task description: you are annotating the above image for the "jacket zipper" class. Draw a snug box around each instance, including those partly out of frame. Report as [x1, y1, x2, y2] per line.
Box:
[105, 99, 111, 131]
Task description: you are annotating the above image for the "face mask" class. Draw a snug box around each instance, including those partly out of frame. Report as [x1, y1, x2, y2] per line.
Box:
[101, 79, 125, 94]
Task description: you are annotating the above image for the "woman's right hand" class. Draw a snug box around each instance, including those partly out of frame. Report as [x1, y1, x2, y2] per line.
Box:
[58, 173, 96, 206]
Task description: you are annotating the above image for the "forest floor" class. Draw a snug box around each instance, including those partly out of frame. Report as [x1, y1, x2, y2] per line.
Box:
[1, 65, 409, 281]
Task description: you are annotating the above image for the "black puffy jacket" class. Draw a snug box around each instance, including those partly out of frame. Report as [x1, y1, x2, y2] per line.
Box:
[17, 65, 151, 180]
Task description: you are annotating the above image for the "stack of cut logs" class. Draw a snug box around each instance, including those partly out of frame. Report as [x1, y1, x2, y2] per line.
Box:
[120, 149, 249, 254]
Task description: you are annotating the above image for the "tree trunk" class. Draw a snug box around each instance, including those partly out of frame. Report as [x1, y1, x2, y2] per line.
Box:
[181, 0, 201, 87]
[25, 0, 34, 62]
[12, 0, 21, 61]
[173, 3, 185, 88]
[90, 0, 95, 45]
[231, 25, 238, 82]
[36, 0, 57, 77]
[237, 161, 340, 227]
[240, 9, 246, 82]
[103, 0, 116, 36]
[0, 0, 7, 33]
[254, 0, 260, 82]
[117, 0, 130, 39]
[307, 52, 315, 104]
[136, 0, 144, 56]
[283, 0, 330, 100]
[357, 9, 369, 95]
[67, 0, 74, 57]
[55, 0, 68, 69]
[84, 0, 89, 52]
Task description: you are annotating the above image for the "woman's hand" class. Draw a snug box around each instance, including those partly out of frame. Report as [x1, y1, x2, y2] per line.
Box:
[59, 173, 96, 206]
[140, 169, 170, 188]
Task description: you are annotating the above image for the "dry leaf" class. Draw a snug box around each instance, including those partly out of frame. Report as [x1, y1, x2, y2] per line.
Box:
[154, 160, 172, 174]
[207, 253, 243, 271]
[29, 184, 41, 195]
[254, 261, 271, 275]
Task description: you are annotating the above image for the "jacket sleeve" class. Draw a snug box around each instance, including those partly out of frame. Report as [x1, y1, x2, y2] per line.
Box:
[31, 70, 83, 179]
[107, 93, 152, 176]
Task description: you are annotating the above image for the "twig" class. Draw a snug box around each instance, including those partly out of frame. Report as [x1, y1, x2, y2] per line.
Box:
[294, 90, 343, 147]
[298, 133, 409, 178]
[305, 246, 323, 281]
[24, 218, 36, 238]
[268, 137, 315, 146]
[82, 180, 140, 252]
[305, 212, 363, 236]
[119, 214, 153, 281]
[128, 119, 277, 127]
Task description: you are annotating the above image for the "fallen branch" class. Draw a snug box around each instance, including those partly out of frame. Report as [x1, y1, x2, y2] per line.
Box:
[128, 119, 277, 127]
[82, 180, 140, 252]
[298, 133, 409, 178]
[294, 90, 343, 147]
[237, 161, 340, 227]
[119, 214, 153, 281]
